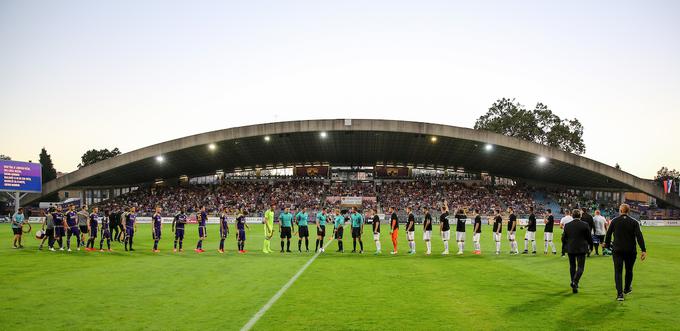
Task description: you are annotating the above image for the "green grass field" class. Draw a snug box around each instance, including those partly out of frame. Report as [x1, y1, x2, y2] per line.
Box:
[1, 223, 678, 331]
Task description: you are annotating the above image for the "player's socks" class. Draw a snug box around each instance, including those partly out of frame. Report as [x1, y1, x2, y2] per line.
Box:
[153, 240, 159, 250]
[179, 240, 183, 250]
[444, 240, 449, 252]
[353, 239, 357, 252]
[197, 240, 202, 250]
[220, 238, 225, 251]
[174, 239, 178, 249]
[298, 239, 302, 251]
[281, 241, 285, 252]
[375, 240, 381, 252]
[286, 240, 291, 251]
[315, 239, 320, 252]
[457, 242, 463, 253]
[305, 238, 309, 251]
[532, 240, 536, 252]
[359, 240, 363, 252]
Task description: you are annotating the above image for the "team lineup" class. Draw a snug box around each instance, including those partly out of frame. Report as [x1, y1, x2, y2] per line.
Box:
[19, 200, 613, 258]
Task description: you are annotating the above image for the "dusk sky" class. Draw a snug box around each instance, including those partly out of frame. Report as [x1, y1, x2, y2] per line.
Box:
[1, 0, 678, 178]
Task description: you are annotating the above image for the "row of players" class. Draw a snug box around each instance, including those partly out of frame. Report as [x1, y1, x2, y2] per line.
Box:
[25, 201, 608, 256]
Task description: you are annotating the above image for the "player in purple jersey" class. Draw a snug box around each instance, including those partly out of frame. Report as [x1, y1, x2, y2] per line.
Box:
[85, 207, 99, 251]
[52, 206, 65, 250]
[124, 207, 137, 251]
[218, 207, 230, 253]
[173, 207, 188, 252]
[236, 209, 249, 253]
[152, 206, 163, 253]
[195, 206, 208, 253]
[100, 210, 112, 251]
[65, 204, 81, 251]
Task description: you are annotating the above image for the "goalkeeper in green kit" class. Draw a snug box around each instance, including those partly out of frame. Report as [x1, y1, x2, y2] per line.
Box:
[263, 204, 275, 253]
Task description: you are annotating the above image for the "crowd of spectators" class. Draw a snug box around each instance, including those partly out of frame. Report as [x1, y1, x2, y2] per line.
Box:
[94, 179, 551, 218]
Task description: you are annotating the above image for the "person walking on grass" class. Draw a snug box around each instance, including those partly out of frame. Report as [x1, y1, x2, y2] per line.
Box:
[603, 204, 647, 301]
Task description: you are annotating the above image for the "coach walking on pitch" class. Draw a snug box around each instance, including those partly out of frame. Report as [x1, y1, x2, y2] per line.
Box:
[563, 209, 593, 294]
[603, 204, 647, 301]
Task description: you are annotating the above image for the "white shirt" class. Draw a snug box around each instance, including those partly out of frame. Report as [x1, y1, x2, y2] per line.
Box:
[593, 215, 607, 235]
[560, 215, 574, 227]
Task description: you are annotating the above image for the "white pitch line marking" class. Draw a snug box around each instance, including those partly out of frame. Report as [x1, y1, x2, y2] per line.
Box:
[240, 239, 334, 331]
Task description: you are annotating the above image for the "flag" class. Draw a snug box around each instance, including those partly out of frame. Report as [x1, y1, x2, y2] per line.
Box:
[663, 179, 673, 194]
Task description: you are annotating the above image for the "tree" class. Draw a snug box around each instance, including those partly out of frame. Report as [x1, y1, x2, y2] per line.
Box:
[78, 148, 121, 168]
[474, 98, 586, 154]
[39, 148, 59, 201]
[654, 167, 680, 182]
[0, 154, 10, 160]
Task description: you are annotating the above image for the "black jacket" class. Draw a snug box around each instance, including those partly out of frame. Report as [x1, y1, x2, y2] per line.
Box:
[604, 214, 646, 253]
[563, 219, 593, 255]
[581, 212, 595, 234]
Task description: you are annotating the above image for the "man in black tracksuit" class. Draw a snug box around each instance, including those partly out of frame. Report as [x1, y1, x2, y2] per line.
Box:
[580, 207, 595, 256]
[563, 209, 593, 294]
[604, 204, 647, 301]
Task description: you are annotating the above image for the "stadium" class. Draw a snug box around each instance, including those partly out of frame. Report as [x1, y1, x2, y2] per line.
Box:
[2, 119, 679, 330]
[3, 2, 680, 330]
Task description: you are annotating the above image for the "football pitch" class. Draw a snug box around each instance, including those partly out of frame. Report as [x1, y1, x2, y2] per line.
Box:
[1, 224, 679, 331]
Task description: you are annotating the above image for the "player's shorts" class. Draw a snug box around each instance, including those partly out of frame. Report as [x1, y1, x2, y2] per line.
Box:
[298, 225, 309, 237]
[175, 228, 185, 240]
[280, 226, 292, 239]
[423, 230, 432, 241]
[101, 229, 110, 239]
[456, 231, 465, 241]
[544, 232, 553, 241]
[238, 229, 246, 241]
[55, 226, 65, 237]
[220, 225, 229, 238]
[79, 225, 88, 234]
[198, 226, 206, 238]
[68, 226, 81, 236]
[12, 227, 22, 235]
[126, 227, 134, 238]
[493, 232, 502, 242]
[441, 230, 450, 241]
[153, 228, 161, 240]
[317, 225, 326, 237]
[525, 231, 536, 241]
[473, 233, 480, 242]
[90, 228, 98, 238]
[407, 231, 415, 241]
[335, 227, 344, 240]
[45, 228, 55, 238]
[373, 232, 380, 241]
[351, 227, 361, 239]
[507, 231, 516, 241]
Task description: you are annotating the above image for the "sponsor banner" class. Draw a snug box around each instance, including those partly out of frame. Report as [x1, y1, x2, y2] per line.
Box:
[0, 160, 42, 192]
[294, 166, 329, 177]
[375, 166, 409, 178]
[644, 219, 680, 226]
[341, 197, 363, 205]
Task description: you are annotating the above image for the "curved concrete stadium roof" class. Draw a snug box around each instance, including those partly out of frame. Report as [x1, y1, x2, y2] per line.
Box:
[23, 119, 680, 208]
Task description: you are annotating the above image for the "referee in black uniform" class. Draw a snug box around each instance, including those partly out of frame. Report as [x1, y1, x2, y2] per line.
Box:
[603, 203, 647, 301]
[563, 209, 593, 294]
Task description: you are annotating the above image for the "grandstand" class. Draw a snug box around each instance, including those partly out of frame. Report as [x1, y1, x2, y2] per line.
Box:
[18, 119, 679, 220]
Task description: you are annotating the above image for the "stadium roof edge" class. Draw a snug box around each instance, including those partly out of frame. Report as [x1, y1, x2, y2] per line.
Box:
[21, 119, 680, 208]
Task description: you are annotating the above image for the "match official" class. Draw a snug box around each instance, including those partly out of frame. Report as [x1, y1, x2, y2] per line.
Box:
[603, 204, 647, 301]
[563, 209, 593, 294]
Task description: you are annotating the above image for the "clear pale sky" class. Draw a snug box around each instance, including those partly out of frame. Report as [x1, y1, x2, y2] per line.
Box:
[1, 0, 678, 179]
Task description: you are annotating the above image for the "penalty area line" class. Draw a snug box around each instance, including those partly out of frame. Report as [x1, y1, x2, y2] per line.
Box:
[240, 239, 334, 331]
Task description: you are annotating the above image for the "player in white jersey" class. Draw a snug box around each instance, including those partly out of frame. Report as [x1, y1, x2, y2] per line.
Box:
[560, 209, 574, 257]
[592, 210, 607, 255]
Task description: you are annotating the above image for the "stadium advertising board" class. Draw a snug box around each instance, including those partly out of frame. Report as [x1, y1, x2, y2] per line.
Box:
[0, 160, 42, 193]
